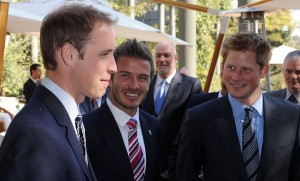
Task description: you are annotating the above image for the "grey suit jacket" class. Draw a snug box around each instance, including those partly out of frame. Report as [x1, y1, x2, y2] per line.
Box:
[0, 86, 96, 181]
[177, 94, 300, 181]
[141, 72, 202, 172]
[83, 102, 161, 181]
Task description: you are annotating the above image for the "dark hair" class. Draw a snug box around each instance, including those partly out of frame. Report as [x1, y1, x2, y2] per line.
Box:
[30, 63, 41, 75]
[221, 32, 272, 69]
[114, 39, 154, 78]
[40, 4, 117, 70]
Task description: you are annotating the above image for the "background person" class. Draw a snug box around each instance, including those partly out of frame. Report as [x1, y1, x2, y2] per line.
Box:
[141, 41, 202, 180]
[23, 63, 42, 104]
[266, 50, 300, 104]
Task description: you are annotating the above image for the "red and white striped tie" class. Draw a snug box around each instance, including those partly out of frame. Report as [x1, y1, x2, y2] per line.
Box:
[127, 118, 145, 181]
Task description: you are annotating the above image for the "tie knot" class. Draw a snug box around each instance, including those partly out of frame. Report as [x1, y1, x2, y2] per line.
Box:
[288, 94, 299, 104]
[244, 107, 254, 117]
[244, 107, 253, 113]
[75, 113, 83, 123]
[161, 80, 167, 86]
[127, 118, 137, 129]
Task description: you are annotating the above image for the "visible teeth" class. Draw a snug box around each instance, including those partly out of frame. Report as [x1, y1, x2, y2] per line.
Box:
[126, 93, 137, 97]
[233, 84, 243, 88]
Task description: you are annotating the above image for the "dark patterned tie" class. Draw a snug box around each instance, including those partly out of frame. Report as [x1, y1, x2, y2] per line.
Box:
[288, 95, 299, 104]
[155, 80, 167, 115]
[127, 118, 145, 181]
[75, 112, 88, 164]
[242, 107, 259, 181]
[91, 98, 98, 110]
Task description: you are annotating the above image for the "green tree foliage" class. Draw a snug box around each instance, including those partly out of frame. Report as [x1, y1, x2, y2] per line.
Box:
[196, 0, 232, 92]
[2, 34, 36, 97]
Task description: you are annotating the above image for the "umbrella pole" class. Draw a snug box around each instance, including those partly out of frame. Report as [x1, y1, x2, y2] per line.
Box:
[0, 2, 8, 90]
[204, 17, 229, 93]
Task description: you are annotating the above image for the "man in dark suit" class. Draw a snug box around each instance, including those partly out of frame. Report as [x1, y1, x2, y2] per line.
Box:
[140, 41, 202, 179]
[177, 32, 300, 181]
[84, 39, 160, 181]
[79, 89, 109, 114]
[23, 63, 42, 104]
[168, 83, 227, 180]
[187, 81, 227, 108]
[266, 50, 300, 104]
[0, 5, 117, 180]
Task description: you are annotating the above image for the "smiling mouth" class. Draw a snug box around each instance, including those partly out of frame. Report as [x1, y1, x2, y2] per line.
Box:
[126, 93, 138, 97]
[232, 83, 245, 88]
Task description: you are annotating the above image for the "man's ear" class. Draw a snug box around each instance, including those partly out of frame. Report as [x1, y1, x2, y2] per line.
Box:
[260, 64, 269, 78]
[61, 42, 75, 66]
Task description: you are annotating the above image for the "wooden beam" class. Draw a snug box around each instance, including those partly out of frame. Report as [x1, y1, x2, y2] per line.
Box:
[241, 0, 274, 8]
[0, 2, 9, 89]
[152, 0, 208, 13]
[204, 17, 229, 93]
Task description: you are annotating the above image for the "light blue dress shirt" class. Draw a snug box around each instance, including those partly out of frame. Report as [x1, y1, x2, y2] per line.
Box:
[228, 93, 264, 157]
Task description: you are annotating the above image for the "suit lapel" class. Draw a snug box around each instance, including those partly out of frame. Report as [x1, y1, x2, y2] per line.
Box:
[139, 113, 154, 176]
[143, 75, 156, 115]
[34, 86, 92, 180]
[98, 103, 133, 179]
[213, 97, 248, 179]
[159, 72, 181, 119]
[257, 95, 281, 180]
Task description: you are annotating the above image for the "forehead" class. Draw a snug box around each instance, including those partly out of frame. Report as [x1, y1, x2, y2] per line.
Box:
[117, 56, 151, 73]
[155, 43, 174, 54]
[284, 58, 300, 68]
[225, 50, 257, 65]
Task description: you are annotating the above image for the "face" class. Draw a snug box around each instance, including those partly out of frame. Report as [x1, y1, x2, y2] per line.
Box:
[283, 58, 300, 93]
[32, 66, 42, 79]
[109, 56, 151, 116]
[222, 50, 268, 105]
[155, 42, 177, 79]
[72, 23, 117, 101]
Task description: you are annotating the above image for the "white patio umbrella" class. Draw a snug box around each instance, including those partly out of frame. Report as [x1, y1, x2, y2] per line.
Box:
[7, 0, 190, 45]
[269, 45, 297, 64]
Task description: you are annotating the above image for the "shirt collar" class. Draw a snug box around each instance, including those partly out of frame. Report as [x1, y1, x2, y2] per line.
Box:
[106, 98, 140, 127]
[41, 77, 78, 122]
[228, 92, 263, 119]
[156, 70, 176, 85]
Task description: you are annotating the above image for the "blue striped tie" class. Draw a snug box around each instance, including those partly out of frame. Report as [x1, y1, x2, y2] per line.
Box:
[242, 107, 259, 181]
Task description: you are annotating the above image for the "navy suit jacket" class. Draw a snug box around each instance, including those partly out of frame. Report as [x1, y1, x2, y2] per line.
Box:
[187, 92, 219, 108]
[169, 91, 220, 180]
[23, 78, 37, 104]
[141, 72, 202, 172]
[0, 86, 97, 181]
[265, 88, 287, 100]
[79, 92, 108, 114]
[83, 102, 161, 181]
[177, 94, 300, 181]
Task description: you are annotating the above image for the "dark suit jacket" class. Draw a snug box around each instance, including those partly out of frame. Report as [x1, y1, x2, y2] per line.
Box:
[0, 86, 96, 181]
[140, 72, 202, 172]
[79, 91, 108, 114]
[23, 78, 37, 104]
[265, 88, 287, 100]
[177, 94, 300, 181]
[169, 91, 219, 180]
[83, 102, 161, 181]
[187, 92, 219, 108]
